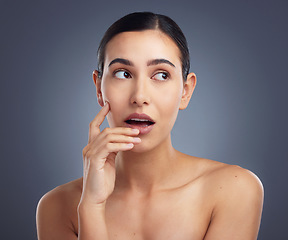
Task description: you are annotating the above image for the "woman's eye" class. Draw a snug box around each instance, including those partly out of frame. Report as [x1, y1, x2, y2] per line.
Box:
[114, 70, 131, 79]
[152, 72, 169, 81]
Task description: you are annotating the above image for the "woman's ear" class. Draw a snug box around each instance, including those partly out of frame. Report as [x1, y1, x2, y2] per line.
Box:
[93, 70, 104, 107]
[179, 72, 197, 110]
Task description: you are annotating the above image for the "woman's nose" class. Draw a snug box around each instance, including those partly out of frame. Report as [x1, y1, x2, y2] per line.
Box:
[130, 78, 150, 106]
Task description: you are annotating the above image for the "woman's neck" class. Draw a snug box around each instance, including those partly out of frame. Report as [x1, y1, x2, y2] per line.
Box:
[114, 136, 181, 195]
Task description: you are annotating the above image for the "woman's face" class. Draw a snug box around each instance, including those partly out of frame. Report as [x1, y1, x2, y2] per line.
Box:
[96, 30, 195, 151]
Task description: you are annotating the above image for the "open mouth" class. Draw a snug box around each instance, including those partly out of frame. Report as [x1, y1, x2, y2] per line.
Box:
[125, 118, 155, 127]
[124, 113, 155, 134]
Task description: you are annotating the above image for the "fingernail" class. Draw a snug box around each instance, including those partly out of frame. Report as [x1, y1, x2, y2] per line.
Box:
[133, 137, 141, 143]
[126, 143, 134, 148]
[131, 129, 139, 133]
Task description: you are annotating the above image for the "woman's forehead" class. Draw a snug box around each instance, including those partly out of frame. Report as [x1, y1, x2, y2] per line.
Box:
[104, 30, 182, 67]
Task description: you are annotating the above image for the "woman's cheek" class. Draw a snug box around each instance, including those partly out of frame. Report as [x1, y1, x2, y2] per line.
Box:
[161, 89, 182, 124]
[103, 88, 126, 128]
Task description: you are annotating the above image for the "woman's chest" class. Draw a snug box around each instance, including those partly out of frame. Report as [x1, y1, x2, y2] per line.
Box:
[104, 189, 213, 240]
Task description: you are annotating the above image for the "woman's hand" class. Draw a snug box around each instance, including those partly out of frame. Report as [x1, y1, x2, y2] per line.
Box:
[79, 102, 141, 207]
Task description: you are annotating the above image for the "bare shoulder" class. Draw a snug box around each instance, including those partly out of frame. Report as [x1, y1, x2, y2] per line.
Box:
[182, 154, 264, 205]
[37, 177, 82, 211]
[193, 156, 264, 215]
[186, 158, 264, 239]
[36, 178, 83, 239]
[206, 160, 264, 196]
[186, 155, 263, 194]
[185, 156, 264, 239]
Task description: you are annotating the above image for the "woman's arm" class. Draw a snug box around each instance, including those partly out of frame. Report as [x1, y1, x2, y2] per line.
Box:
[77, 103, 140, 239]
[204, 167, 264, 240]
[36, 103, 140, 239]
[77, 203, 108, 240]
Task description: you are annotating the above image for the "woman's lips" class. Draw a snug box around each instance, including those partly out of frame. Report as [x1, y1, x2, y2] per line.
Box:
[124, 113, 155, 135]
[125, 121, 155, 135]
[124, 113, 155, 122]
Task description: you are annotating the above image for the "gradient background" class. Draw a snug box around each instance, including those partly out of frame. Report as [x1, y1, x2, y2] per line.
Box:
[1, 0, 287, 239]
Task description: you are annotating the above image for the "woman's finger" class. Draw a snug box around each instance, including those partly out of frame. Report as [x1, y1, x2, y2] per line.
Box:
[88, 134, 141, 151]
[100, 127, 140, 138]
[103, 134, 141, 144]
[92, 142, 135, 163]
[88, 102, 110, 143]
[83, 134, 141, 159]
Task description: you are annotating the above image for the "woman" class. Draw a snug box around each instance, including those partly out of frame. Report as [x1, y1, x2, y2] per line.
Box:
[36, 12, 264, 240]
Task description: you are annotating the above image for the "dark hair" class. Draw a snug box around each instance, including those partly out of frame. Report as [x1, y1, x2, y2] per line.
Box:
[97, 12, 190, 81]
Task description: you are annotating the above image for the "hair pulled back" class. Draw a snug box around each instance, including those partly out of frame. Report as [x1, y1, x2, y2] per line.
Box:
[97, 12, 190, 81]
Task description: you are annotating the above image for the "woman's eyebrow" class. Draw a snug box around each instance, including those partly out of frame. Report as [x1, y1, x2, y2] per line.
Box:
[108, 58, 134, 67]
[108, 58, 176, 68]
[147, 59, 175, 68]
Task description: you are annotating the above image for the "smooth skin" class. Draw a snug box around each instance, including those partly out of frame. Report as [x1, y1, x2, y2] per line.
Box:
[36, 30, 264, 240]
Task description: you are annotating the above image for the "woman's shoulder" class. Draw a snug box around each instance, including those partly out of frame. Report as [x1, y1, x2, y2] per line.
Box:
[186, 155, 264, 200]
[38, 178, 83, 206]
[206, 159, 262, 190]
[185, 156, 264, 238]
[180, 152, 263, 195]
[36, 178, 83, 236]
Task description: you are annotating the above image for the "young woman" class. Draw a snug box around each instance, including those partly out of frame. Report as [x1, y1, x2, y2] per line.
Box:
[36, 12, 264, 240]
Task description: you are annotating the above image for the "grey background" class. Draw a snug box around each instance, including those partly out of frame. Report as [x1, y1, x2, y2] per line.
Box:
[1, 0, 287, 239]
